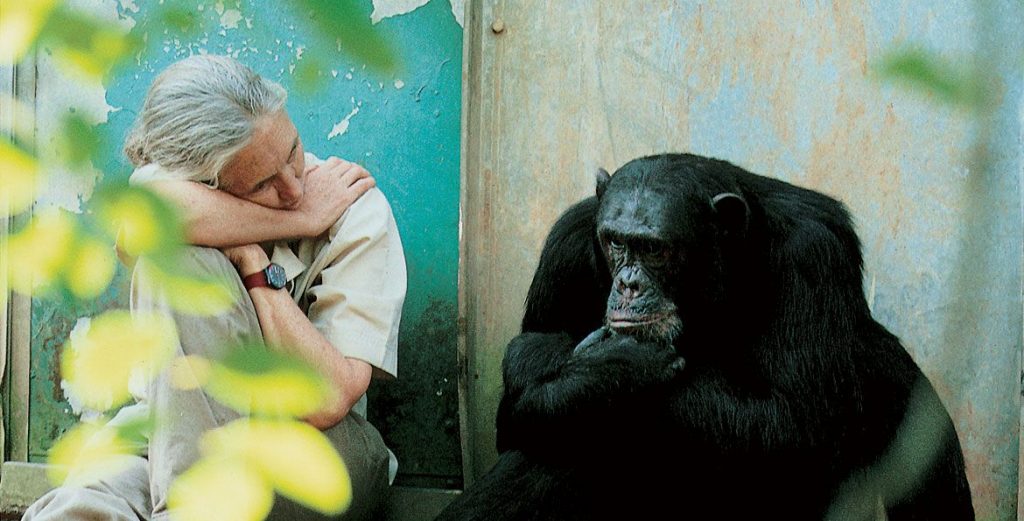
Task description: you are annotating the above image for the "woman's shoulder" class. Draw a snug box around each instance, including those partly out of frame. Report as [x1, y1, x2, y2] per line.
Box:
[305, 152, 396, 219]
[345, 187, 396, 227]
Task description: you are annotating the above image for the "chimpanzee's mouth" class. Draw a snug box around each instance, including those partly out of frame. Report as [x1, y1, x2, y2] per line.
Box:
[604, 307, 683, 344]
[606, 310, 677, 331]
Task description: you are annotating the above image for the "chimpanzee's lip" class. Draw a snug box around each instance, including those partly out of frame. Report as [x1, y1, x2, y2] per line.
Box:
[607, 310, 674, 329]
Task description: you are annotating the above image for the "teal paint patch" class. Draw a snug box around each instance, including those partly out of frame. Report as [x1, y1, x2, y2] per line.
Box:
[29, 0, 462, 484]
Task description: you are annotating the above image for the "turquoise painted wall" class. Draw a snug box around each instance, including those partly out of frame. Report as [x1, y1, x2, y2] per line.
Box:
[28, 0, 463, 487]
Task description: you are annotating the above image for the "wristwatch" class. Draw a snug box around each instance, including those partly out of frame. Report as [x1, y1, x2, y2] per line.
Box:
[242, 262, 287, 291]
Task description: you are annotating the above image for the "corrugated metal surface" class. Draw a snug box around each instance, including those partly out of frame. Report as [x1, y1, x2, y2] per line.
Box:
[460, 1, 1022, 519]
[22, 0, 464, 488]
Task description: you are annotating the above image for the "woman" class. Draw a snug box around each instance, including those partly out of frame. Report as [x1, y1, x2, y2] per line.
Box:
[24, 55, 407, 521]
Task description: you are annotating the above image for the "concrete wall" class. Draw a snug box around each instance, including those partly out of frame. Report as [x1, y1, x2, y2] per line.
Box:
[459, 2, 1022, 519]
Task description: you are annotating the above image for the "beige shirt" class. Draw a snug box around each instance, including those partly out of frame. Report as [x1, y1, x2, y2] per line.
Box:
[270, 158, 405, 381]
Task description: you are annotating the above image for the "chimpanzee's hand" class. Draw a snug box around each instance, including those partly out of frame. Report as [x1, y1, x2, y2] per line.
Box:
[572, 326, 612, 355]
[572, 327, 685, 382]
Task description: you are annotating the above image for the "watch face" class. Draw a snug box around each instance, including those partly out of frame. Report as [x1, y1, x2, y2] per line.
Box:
[266, 263, 287, 289]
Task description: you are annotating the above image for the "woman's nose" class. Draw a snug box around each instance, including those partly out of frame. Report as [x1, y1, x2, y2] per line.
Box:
[279, 170, 304, 206]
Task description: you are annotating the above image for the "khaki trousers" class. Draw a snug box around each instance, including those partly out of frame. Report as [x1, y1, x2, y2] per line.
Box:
[23, 247, 391, 521]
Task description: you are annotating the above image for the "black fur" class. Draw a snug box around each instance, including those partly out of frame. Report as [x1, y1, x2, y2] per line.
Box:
[438, 154, 973, 521]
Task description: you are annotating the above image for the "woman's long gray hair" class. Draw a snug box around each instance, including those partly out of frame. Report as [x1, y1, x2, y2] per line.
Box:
[123, 55, 288, 186]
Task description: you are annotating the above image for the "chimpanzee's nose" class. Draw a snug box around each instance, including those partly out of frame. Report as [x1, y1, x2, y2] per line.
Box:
[616, 266, 642, 299]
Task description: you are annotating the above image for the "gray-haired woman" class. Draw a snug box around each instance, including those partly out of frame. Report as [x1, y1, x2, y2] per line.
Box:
[24, 55, 407, 521]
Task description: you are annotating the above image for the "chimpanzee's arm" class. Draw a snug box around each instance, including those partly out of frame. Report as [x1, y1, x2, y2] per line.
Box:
[520, 197, 609, 342]
[497, 330, 683, 457]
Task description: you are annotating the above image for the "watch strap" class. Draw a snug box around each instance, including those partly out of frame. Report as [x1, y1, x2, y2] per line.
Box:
[242, 269, 270, 290]
[242, 263, 286, 291]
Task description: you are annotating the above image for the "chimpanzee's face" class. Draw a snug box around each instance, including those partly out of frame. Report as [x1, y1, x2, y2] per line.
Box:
[595, 157, 748, 348]
[596, 182, 686, 344]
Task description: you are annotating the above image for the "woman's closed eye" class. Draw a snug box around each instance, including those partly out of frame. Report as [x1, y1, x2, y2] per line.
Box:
[251, 177, 273, 194]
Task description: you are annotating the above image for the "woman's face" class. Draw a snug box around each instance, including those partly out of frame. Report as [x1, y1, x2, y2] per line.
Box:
[218, 110, 307, 209]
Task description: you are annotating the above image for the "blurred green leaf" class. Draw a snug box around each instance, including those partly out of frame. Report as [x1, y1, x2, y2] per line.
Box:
[47, 420, 142, 486]
[289, 0, 398, 74]
[92, 183, 185, 258]
[168, 354, 213, 390]
[38, 7, 143, 80]
[91, 183, 240, 317]
[169, 454, 274, 521]
[134, 259, 238, 316]
[58, 113, 102, 169]
[7, 209, 78, 295]
[204, 419, 352, 514]
[204, 342, 335, 418]
[64, 235, 117, 299]
[293, 52, 329, 93]
[875, 48, 985, 110]
[158, 4, 203, 35]
[110, 408, 156, 453]
[0, 140, 40, 217]
[61, 310, 178, 412]
[6, 208, 119, 299]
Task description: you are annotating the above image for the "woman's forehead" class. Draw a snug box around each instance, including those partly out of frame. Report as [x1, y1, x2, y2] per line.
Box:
[219, 111, 297, 190]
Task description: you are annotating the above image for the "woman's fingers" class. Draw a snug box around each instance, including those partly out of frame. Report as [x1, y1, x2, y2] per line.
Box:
[348, 176, 376, 197]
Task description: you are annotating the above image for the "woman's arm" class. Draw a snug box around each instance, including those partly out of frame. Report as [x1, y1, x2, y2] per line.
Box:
[150, 159, 375, 247]
[222, 244, 371, 430]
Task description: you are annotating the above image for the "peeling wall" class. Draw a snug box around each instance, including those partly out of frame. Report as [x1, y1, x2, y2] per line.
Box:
[25, 0, 463, 487]
[461, 1, 1022, 518]
[372, 0, 464, 27]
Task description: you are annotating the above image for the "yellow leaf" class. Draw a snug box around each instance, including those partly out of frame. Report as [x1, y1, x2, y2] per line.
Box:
[169, 355, 212, 391]
[7, 209, 75, 294]
[203, 344, 335, 418]
[158, 271, 237, 316]
[137, 261, 236, 316]
[0, 141, 39, 216]
[47, 421, 137, 486]
[96, 189, 164, 257]
[204, 419, 351, 515]
[168, 456, 273, 521]
[0, 0, 59, 63]
[65, 236, 116, 299]
[61, 310, 178, 411]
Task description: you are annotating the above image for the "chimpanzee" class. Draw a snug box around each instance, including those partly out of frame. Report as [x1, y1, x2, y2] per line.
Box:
[437, 153, 974, 521]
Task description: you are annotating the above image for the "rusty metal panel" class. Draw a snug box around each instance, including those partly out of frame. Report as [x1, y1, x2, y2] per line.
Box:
[460, 1, 1022, 518]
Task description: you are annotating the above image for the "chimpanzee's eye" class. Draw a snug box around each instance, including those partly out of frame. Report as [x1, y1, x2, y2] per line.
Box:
[638, 241, 670, 267]
[608, 239, 624, 252]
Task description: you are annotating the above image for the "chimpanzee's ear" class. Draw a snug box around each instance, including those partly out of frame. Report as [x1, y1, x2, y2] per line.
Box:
[596, 168, 611, 199]
[711, 192, 749, 237]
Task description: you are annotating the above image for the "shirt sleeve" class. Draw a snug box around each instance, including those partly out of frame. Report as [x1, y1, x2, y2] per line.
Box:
[128, 163, 183, 185]
[305, 188, 407, 378]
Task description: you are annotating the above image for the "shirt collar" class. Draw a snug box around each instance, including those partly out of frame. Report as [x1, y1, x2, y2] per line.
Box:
[270, 241, 306, 282]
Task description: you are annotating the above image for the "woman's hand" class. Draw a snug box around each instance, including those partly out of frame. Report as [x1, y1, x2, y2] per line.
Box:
[221, 243, 270, 277]
[295, 157, 376, 237]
